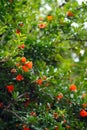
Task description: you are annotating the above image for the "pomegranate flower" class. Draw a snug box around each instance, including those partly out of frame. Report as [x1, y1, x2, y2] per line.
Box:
[69, 84, 77, 91]
[21, 57, 26, 63]
[38, 23, 46, 29]
[16, 74, 24, 81]
[6, 85, 14, 93]
[18, 44, 25, 49]
[23, 127, 30, 130]
[80, 109, 87, 117]
[24, 61, 33, 69]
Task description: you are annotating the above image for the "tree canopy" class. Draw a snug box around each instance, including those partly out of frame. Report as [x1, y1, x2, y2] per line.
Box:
[0, 0, 87, 130]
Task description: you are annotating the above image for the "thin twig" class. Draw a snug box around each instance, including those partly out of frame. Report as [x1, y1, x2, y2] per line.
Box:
[4, 109, 25, 123]
[17, 92, 29, 99]
[3, 92, 29, 110]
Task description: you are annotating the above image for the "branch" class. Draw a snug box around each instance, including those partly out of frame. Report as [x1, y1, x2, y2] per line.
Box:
[2, 92, 31, 123]
[4, 109, 25, 123]
[17, 92, 29, 99]
[3, 92, 29, 110]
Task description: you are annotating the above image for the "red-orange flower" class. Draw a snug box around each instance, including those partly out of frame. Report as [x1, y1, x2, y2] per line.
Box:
[24, 61, 33, 69]
[21, 57, 26, 63]
[16, 29, 20, 34]
[56, 93, 63, 99]
[16, 74, 24, 81]
[22, 66, 29, 72]
[6, 85, 14, 93]
[79, 109, 87, 117]
[67, 11, 74, 17]
[23, 127, 30, 130]
[36, 78, 43, 85]
[38, 23, 46, 29]
[47, 15, 53, 21]
[18, 44, 25, 49]
[69, 84, 77, 91]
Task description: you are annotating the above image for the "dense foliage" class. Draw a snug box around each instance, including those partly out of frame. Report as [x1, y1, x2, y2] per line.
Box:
[0, 0, 87, 130]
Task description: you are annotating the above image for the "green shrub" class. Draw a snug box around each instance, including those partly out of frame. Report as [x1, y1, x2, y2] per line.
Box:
[0, 0, 87, 130]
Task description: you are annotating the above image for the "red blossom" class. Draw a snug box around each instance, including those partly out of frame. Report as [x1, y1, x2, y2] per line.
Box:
[38, 23, 46, 29]
[23, 127, 30, 130]
[24, 61, 33, 69]
[47, 15, 53, 21]
[36, 78, 43, 85]
[67, 11, 74, 17]
[21, 57, 26, 63]
[6, 85, 14, 93]
[16, 74, 24, 81]
[56, 93, 63, 99]
[22, 66, 29, 72]
[18, 44, 25, 49]
[69, 84, 77, 91]
[79, 109, 87, 117]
